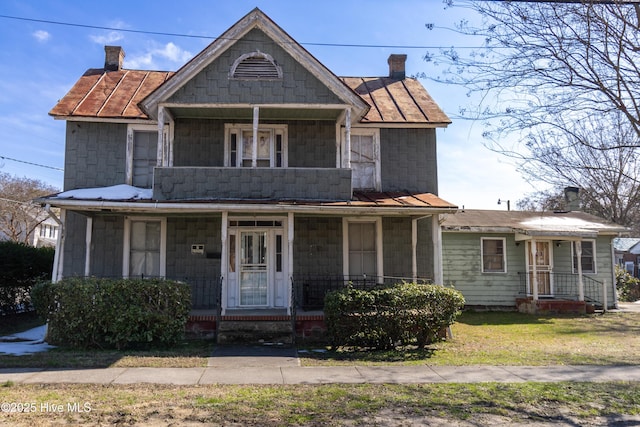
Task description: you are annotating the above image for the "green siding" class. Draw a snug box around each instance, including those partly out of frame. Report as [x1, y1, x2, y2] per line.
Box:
[443, 232, 617, 308]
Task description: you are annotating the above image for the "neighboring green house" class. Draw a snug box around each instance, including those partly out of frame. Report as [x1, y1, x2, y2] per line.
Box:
[441, 205, 628, 312]
[39, 8, 456, 341]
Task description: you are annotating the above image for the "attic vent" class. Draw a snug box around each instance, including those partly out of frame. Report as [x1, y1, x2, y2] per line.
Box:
[230, 51, 282, 80]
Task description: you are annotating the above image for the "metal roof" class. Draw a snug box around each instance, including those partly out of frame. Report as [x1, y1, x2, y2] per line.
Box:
[442, 209, 628, 238]
[50, 70, 449, 126]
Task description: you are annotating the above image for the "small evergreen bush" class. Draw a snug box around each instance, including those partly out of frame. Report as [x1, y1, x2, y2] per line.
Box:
[324, 282, 465, 350]
[32, 277, 191, 349]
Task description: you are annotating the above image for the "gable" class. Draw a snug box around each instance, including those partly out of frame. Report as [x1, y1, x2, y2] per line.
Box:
[141, 8, 368, 121]
[167, 28, 344, 107]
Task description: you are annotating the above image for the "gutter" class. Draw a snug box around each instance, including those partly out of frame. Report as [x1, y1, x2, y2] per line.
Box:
[37, 198, 459, 217]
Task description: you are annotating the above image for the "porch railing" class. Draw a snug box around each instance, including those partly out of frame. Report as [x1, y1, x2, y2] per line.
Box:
[291, 275, 433, 311]
[518, 272, 604, 306]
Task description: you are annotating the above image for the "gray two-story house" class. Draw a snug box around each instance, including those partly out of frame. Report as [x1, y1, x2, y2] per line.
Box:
[42, 8, 456, 340]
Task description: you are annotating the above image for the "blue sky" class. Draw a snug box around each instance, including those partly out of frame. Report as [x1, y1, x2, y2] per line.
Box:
[0, 0, 541, 209]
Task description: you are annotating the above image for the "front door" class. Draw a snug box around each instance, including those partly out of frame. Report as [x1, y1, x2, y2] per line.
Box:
[239, 231, 268, 306]
[527, 241, 553, 296]
[225, 219, 287, 309]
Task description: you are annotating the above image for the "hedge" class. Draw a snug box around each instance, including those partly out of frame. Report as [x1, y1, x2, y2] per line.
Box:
[324, 282, 465, 350]
[0, 241, 54, 315]
[31, 277, 191, 349]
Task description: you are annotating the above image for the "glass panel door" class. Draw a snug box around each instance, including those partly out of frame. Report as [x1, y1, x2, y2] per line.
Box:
[240, 231, 268, 306]
[528, 241, 552, 295]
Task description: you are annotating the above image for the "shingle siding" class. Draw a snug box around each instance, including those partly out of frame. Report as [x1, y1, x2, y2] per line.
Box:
[380, 128, 438, 194]
[64, 121, 127, 191]
[168, 29, 343, 106]
[294, 217, 342, 275]
[166, 217, 222, 279]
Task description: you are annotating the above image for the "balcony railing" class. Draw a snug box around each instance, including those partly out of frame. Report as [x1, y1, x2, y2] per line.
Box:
[291, 275, 433, 311]
[153, 167, 352, 201]
[518, 272, 605, 306]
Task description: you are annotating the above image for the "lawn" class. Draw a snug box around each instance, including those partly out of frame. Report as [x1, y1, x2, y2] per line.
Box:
[1, 310, 640, 425]
[1, 310, 639, 368]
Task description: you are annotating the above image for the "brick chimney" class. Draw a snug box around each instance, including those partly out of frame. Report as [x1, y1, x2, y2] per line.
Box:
[564, 186, 580, 211]
[388, 54, 407, 80]
[104, 46, 125, 71]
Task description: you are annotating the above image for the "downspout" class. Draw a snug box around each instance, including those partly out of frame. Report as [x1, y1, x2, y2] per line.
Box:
[45, 204, 64, 283]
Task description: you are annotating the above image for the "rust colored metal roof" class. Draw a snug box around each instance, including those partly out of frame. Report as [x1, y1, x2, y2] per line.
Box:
[50, 67, 449, 126]
[49, 69, 174, 119]
[341, 77, 451, 125]
[328, 191, 457, 209]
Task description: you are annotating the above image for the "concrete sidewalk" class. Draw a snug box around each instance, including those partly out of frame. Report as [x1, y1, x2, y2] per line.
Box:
[2, 364, 640, 385]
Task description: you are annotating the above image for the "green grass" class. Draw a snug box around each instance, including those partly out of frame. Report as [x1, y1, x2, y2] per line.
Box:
[2, 310, 640, 369]
[0, 382, 638, 426]
[299, 311, 640, 366]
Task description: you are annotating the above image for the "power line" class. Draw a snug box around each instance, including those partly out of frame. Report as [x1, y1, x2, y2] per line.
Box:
[0, 155, 64, 171]
[0, 14, 485, 50]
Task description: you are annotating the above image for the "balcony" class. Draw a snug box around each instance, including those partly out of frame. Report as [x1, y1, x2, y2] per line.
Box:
[152, 167, 352, 201]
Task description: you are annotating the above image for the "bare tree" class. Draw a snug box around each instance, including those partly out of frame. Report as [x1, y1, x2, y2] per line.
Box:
[434, 0, 640, 143]
[0, 173, 59, 244]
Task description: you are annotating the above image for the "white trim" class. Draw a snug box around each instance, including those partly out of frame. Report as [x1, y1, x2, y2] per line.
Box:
[481, 237, 507, 274]
[220, 211, 228, 315]
[229, 50, 283, 79]
[344, 127, 381, 191]
[287, 212, 294, 315]
[224, 123, 288, 168]
[126, 124, 157, 185]
[572, 239, 597, 274]
[122, 216, 167, 278]
[432, 214, 443, 285]
[84, 217, 93, 277]
[342, 217, 383, 280]
[140, 9, 369, 121]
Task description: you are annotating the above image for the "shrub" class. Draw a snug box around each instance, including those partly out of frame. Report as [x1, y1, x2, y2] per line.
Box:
[324, 282, 465, 350]
[616, 265, 640, 302]
[32, 277, 191, 349]
[0, 241, 54, 315]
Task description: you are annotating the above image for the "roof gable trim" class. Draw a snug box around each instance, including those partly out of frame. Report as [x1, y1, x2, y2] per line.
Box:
[140, 8, 369, 121]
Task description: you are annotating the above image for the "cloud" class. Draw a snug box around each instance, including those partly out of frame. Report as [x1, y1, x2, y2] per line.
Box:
[32, 30, 50, 42]
[125, 42, 193, 70]
[89, 31, 124, 45]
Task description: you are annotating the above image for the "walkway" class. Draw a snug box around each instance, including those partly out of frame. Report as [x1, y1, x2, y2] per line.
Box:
[2, 364, 640, 385]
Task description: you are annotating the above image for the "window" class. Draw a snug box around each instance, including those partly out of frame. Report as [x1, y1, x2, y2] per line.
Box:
[343, 218, 383, 279]
[482, 238, 506, 273]
[127, 124, 158, 188]
[572, 240, 596, 274]
[347, 129, 380, 190]
[225, 124, 287, 168]
[124, 218, 166, 278]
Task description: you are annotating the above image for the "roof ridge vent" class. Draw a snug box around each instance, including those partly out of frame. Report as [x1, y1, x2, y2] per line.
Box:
[230, 50, 282, 80]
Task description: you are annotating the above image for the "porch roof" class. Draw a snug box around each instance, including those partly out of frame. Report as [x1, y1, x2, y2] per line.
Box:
[38, 185, 457, 215]
[441, 209, 628, 239]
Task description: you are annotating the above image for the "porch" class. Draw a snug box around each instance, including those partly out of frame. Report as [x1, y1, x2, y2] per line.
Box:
[185, 275, 432, 342]
[516, 272, 609, 314]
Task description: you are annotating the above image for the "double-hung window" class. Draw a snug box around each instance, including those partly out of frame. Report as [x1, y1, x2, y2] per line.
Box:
[481, 237, 506, 273]
[124, 217, 166, 278]
[225, 124, 287, 168]
[572, 240, 596, 274]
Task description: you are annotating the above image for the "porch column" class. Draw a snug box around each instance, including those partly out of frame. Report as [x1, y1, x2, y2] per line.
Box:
[252, 106, 259, 168]
[157, 106, 165, 167]
[47, 206, 65, 283]
[532, 239, 539, 301]
[84, 217, 93, 277]
[287, 212, 294, 315]
[220, 211, 228, 315]
[345, 108, 352, 168]
[432, 214, 443, 285]
[576, 240, 585, 301]
[411, 217, 418, 281]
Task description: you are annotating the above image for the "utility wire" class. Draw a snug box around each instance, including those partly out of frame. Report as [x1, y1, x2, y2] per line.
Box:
[0, 14, 486, 50]
[0, 155, 64, 171]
